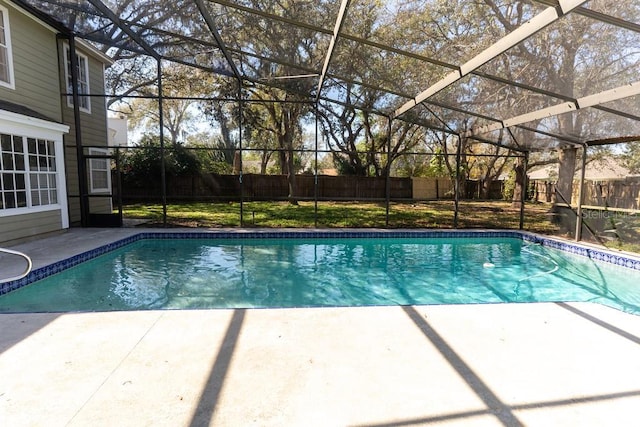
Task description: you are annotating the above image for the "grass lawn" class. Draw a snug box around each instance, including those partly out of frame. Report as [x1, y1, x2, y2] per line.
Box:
[122, 201, 640, 253]
[122, 200, 559, 233]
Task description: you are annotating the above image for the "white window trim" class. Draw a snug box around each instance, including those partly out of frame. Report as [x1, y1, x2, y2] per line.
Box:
[88, 147, 111, 194]
[63, 44, 91, 114]
[0, 5, 15, 90]
[0, 109, 69, 228]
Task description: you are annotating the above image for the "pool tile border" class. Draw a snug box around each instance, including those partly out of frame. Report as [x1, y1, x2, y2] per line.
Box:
[2, 229, 640, 295]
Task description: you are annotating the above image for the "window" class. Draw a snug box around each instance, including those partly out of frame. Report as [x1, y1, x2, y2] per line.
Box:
[0, 134, 26, 209]
[64, 46, 91, 113]
[0, 133, 58, 211]
[88, 147, 110, 193]
[0, 6, 14, 89]
[28, 138, 57, 206]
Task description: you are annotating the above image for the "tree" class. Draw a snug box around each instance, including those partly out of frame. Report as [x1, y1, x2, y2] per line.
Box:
[479, 0, 638, 205]
[511, 157, 526, 208]
[112, 65, 213, 146]
[121, 134, 200, 187]
[217, 0, 333, 203]
[317, 88, 368, 176]
[199, 79, 242, 168]
[186, 134, 234, 174]
[52, 0, 635, 212]
[622, 142, 640, 174]
[426, 148, 449, 178]
[247, 88, 312, 203]
[391, 0, 637, 207]
[466, 141, 515, 200]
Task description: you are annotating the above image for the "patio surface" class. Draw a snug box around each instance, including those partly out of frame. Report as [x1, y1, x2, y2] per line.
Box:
[1, 229, 640, 426]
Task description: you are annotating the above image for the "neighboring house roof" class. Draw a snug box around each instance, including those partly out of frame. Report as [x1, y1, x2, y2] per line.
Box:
[0, 99, 59, 123]
[528, 158, 632, 181]
[241, 159, 265, 173]
[319, 168, 338, 176]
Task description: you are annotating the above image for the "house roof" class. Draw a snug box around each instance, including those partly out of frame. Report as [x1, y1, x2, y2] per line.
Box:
[0, 99, 59, 123]
[528, 157, 633, 181]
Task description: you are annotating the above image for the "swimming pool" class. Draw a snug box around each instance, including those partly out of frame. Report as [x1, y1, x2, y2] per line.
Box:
[1, 231, 640, 314]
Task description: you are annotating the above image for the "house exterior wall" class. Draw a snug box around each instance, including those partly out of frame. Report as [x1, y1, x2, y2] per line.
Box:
[0, 1, 111, 244]
[0, 4, 61, 121]
[0, 208, 62, 242]
[0, 2, 68, 244]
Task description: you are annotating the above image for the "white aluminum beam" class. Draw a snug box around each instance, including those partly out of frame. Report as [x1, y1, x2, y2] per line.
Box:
[464, 80, 640, 137]
[577, 81, 640, 108]
[558, 0, 588, 14]
[414, 71, 461, 104]
[533, 0, 640, 33]
[315, 0, 351, 101]
[465, 122, 506, 137]
[503, 102, 577, 127]
[392, 0, 588, 119]
[459, 7, 559, 76]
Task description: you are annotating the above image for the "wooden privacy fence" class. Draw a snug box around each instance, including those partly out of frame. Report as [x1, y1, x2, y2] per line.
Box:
[577, 178, 640, 210]
[531, 181, 556, 202]
[531, 178, 640, 210]
[118, 174, 468, 202]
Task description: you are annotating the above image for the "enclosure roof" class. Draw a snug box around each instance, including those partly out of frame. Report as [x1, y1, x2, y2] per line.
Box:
[13, 0, 640, 151]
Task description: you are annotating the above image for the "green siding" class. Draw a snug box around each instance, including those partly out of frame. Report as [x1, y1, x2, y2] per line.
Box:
[60, 49, 109, 147]
[89, 197, 112, 214]
[0, 210, 63, 243]
[67, 198, 81, 224]
[0, 3, 67, 241]
[0, 2, 61, 121]
[0, 2, 112, 234]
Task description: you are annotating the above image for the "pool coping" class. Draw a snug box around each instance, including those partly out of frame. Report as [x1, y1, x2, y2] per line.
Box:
[2, 228, 640, 296]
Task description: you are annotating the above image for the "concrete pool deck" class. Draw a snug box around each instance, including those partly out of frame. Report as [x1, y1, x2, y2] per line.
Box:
[1, 229, 640, 426]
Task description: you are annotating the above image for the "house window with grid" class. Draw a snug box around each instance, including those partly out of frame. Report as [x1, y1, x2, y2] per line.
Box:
[89, 147, 110, 193]
[0, 6, 15, 89]
[64, 46, 91, 113]
[0, 134, 26, 209]
[28, 138, 57, 206]
[0, 134, 58, 211]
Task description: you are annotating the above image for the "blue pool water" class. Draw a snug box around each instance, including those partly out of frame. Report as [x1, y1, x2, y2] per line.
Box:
[1, 236, 640, 314]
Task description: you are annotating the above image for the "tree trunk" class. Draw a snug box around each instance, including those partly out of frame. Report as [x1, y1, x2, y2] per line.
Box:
[260, 150, 269, 174]
[278, 149, 287, 175]
[215, 105, 235, 165]
[481, 179, 492, 199]
[232, 151, 241, 175]
[286, 151, 298, 205]
[282, 129, 298, 205]
[511, 157, 525, 208]
[556, 147, 577, 205]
